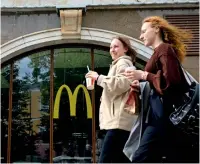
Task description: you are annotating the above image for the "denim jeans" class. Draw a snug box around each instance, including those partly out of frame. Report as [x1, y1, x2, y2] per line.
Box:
[99, 129, 131, 163]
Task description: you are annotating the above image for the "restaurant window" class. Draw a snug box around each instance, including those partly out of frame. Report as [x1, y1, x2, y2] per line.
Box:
[11, 50, 51, 162]
[53, 48, 93, 163]
[2, 44, 147, 163]
[1, 65, 10, 163]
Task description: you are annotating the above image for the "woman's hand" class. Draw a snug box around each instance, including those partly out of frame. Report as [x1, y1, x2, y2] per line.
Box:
[130, 80, 140, 92]
[123, 70, 148, 81]
[85, 71, 99, 80]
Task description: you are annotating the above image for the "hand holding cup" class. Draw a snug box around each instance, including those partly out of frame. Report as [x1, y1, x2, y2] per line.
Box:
[85, 71, 99, 90]
[123, 67, 144, 81]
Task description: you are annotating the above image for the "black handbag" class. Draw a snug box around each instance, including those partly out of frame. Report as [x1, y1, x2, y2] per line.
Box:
[169, 61, 199, 137]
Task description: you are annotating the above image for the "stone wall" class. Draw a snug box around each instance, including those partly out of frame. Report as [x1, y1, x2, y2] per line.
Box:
[1, 7, 199, 80]
[183, 56, 199, 81]
[2, 8, 198, 44]
[1, 0, 198, 7]
[1, 12, 60, 44]
[82, 8, 198, 40]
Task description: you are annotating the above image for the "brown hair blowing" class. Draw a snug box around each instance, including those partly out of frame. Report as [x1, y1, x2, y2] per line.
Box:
[113, 36, 137, 65]
[143, 16, 192, 63]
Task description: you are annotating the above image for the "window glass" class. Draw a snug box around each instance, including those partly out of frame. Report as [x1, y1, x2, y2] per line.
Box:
[11, 51, 50, 162]
[1, 65, 10, 163]
[53, 48, 93, 163]
[135, 57, 146, 70]
[2, 45, 147, 163]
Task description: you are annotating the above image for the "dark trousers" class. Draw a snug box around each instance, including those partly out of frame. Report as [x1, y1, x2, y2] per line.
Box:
[163, 123, 199, 163]
[132, 93, 199, 163]
[131, 124, 163, 163]
[99, 129, 131, 163]
[132, 90, 165, 163]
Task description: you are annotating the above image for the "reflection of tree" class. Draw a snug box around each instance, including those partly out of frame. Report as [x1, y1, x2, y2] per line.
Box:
[1, 52, 51, 162]
[10, 64, 38, 162]
[28, 52, 51, 162]
[1, 66, 10, 163]
[15, 48, 112, 162]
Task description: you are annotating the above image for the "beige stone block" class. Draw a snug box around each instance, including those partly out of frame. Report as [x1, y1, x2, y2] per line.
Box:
[14, 0, 39, 6]
[40, 0, 56, 6]
[95, 0, 120, 5]
[60, 10, 82, 36]
[14, 0, 25, 6]
[56, 0, 68, 5]
[1, 0, 14, 7]
[119, 0, 141, 4]
[62, 0, 92, 7]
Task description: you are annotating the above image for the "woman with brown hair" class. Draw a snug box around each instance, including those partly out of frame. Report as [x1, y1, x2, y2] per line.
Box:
[123, 16, 198, 162]
[85, 36, 139, 163]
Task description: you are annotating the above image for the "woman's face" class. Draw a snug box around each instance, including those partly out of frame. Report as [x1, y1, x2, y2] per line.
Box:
[140, 22, 158, 47]
[110, 38, 128, 60]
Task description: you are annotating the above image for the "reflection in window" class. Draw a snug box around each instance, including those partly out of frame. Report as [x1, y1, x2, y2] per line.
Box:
[1, 65, 10, 163]
[53, 48, 93, 163]
[94, 49, 112, 68]
[11, 51, 50, 162]
[1, 45, 147, 163]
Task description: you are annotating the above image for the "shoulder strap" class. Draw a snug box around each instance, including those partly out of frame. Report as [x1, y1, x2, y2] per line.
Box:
[140, 81, 151, 114]
[171, 48, 194, 85]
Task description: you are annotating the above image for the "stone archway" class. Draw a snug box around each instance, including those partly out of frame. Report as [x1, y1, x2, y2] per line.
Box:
[1, 27, 153, 64]
[0, 27, 196, 81]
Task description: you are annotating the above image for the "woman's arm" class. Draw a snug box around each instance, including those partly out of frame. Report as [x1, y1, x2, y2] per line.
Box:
[124, 52, 182, 95]
[85, 62, 133, 95]
[146, 53, 181, 95]
[97, 63, 133, 95]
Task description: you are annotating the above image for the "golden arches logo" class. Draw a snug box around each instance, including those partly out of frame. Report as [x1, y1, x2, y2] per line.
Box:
[53, 84, 92, 119]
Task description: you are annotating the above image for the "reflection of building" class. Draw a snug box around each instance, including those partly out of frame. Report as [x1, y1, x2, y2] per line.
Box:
[35, 140, 49, 159]
[1, 0, 199, 163]
[26, 84, 49, 134]
[29, 84, 41, 134]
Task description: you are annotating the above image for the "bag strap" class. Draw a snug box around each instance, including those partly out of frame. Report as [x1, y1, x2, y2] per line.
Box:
[140, 82, 151, 124]
[172, 49, 193, 85]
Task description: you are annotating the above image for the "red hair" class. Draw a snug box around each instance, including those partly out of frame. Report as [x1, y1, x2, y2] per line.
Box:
[143, 16, 192, 63]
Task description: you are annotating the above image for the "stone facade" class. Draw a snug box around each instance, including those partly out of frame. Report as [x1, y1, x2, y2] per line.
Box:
[1, 1, 199, 80]
[1, 0, 198, 7]
[1, 9, 198, 44]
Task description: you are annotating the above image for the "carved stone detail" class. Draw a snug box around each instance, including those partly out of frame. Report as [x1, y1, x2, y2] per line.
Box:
[60, 9, 82, 37]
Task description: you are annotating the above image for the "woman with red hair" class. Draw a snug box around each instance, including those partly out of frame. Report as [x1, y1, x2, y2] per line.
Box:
[124, 16, 198, 162]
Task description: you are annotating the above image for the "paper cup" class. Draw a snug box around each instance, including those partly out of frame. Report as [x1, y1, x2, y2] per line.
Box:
[86, 78, 95, 90]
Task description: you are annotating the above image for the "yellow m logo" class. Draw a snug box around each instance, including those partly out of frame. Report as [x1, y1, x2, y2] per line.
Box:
[53, 84, 92, 119]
